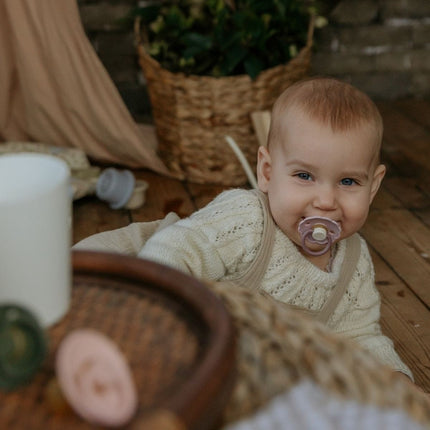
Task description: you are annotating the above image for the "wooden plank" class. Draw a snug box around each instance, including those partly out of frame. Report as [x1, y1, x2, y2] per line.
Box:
[415, 208, 430, 229]
[378, 102, 430, 153]
[130, 170, 196, 222]
[382, 176, 430, 211]
[379, 152, 429, 212]
[376, 182, 430, 229]
[377, 102, 430, 195]
[72, 170, 196, 244]
[72, 197, 131, 245]
[393, 99, 430, 130]
[383, 152, 430, 196]
[371, 249, 430, 392]
[361, 207, 430, 307]
[371, 186, 403, 211]
[187, 183, 232, 210]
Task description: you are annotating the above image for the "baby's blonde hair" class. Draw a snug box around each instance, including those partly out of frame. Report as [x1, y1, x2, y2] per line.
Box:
[268, 77, 383, 151]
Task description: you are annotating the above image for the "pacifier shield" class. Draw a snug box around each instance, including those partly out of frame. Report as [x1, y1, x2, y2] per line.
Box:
[298, 216, 341, 256]
[0, 304, 47, 391]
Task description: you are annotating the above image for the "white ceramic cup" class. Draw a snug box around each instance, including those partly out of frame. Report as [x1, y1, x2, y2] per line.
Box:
[0, 153, 72, 327]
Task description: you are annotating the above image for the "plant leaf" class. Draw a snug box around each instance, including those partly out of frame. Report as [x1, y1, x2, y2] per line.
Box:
[220, 43, 248, 75]
[181, 33, 212, 50]
[131, 0, 319, 77]
[244, 54, 264, 79]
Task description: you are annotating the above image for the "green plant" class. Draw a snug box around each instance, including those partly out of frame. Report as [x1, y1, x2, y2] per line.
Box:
[131, 0, 322, 79]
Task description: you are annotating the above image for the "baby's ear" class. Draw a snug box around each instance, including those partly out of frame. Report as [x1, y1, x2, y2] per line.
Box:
[370, 164, 386, 203]
[257, 146, 272, 192]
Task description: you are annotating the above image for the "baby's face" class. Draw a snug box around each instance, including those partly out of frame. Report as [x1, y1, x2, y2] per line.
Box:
[257, 111, 386, 256]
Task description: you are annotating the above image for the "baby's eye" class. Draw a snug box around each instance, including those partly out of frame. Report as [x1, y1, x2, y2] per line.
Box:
[340, 178, 356, 186]
[296, 172, 312, 181]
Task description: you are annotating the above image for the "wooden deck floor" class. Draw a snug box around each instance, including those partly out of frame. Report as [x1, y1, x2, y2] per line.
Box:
[72, 99, 430, 394]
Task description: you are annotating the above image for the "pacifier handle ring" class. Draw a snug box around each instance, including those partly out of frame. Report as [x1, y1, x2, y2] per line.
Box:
[301, 230, 332, 256]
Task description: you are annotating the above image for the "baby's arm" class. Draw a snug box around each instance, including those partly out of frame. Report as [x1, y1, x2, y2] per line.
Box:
[343, 316, 413, 380]
[331, 238, 413, 380]
[138, 220, 226, 279]
[138, 189, 263, 281]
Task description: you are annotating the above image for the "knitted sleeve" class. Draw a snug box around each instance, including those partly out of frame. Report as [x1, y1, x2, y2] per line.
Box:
[329, 237, 413, 380]
[137, 189, 264, 280]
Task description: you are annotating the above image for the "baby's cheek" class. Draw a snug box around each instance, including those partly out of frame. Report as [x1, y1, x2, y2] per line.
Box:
[344, 197, 370, 223]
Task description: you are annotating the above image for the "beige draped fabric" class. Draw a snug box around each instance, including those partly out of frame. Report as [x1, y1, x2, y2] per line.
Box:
[0, 0, 169, 174]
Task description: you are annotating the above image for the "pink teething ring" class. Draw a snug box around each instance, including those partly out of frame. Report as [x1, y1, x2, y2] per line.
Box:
[56, 329, 138, 427]
[298, 216, 341, 256]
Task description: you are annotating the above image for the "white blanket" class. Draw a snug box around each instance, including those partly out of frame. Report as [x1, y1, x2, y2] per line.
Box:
[224, 379, 425, 430]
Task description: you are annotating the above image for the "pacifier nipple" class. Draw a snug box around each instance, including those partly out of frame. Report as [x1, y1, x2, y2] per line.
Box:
[312, 226, 328, 241]
[298, 216, 341, 256]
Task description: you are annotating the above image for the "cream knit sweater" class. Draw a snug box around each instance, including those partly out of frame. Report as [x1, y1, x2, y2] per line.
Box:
[138, 189, 412, 379]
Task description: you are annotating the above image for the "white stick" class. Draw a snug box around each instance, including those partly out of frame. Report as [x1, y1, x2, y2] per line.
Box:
[225, 135, 258, 189]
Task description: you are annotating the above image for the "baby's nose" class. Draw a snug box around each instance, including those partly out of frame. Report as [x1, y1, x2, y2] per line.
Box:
[313, 185, 337, 210]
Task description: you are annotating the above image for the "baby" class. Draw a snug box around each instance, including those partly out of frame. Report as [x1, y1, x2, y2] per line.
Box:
[139, 77, 412, 379]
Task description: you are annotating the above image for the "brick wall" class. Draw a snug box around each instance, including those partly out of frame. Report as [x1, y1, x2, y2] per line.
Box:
[77, 0, 430, 117]
[313, 0, 430, 100]
[77, 0, 150, 120]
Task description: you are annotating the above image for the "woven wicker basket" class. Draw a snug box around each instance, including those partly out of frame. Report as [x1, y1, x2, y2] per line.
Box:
[136, 18, 314, 185]
[209, 281, 430, 427]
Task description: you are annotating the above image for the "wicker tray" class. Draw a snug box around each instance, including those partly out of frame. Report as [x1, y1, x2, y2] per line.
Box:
[0, 251, 237, 429]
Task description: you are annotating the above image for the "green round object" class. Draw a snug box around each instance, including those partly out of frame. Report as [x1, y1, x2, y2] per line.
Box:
[0, 304, 47, 391]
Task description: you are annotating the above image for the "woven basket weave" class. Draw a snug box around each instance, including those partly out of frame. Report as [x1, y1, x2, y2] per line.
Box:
[136, 18, 314, 185]
[208, 281, 430, 428]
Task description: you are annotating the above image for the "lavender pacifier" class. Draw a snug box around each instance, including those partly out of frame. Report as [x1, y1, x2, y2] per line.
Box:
[298, 216, 341, 256]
